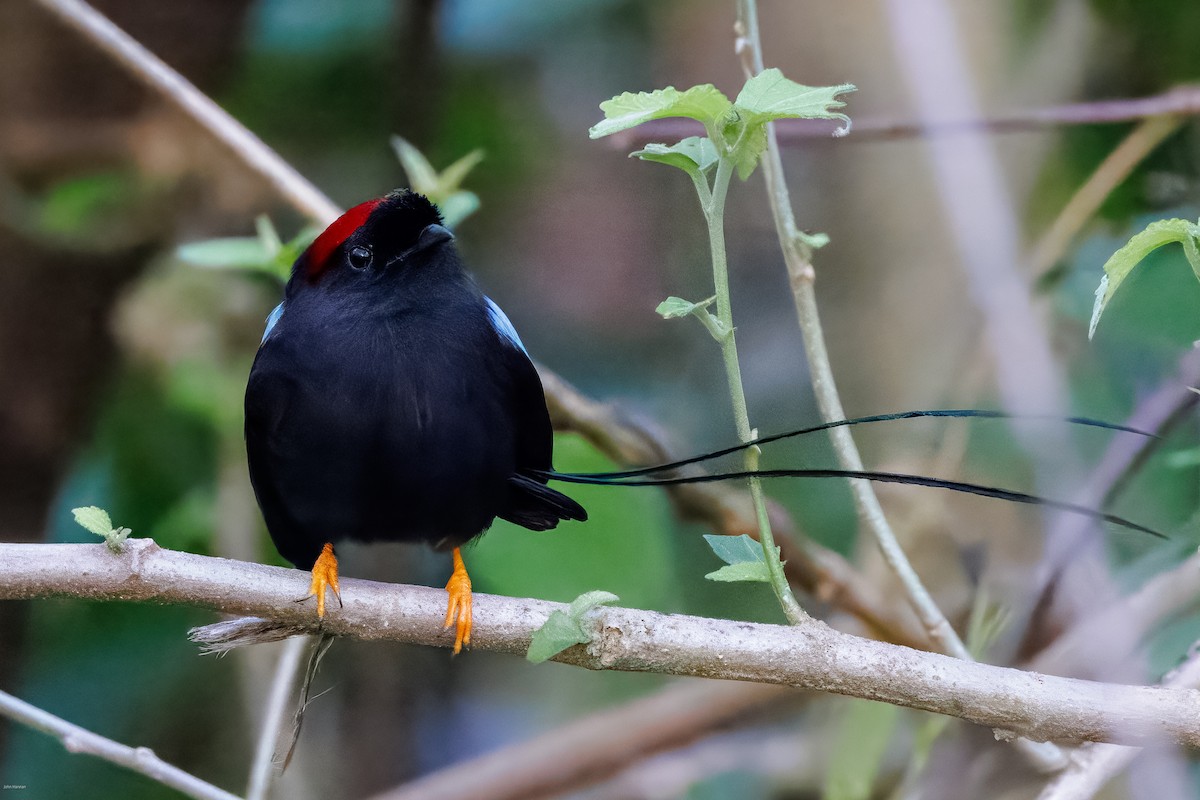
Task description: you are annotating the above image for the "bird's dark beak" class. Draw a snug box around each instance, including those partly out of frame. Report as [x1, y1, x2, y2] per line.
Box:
[414, 223, 454, 252]
[389, 223, 454, 267]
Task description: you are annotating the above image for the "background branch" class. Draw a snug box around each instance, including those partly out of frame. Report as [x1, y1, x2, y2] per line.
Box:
[1036, 647, 1200, 800]
[365, 681, 792, 800]
[614, 84, 1200, 145]
[6, 540, 1200, 749]
[0, 686, 241, 800]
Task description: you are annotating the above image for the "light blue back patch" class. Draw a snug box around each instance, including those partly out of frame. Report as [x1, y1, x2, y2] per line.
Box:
[261, 302, 285, 343]
[485, 296, 528, 355]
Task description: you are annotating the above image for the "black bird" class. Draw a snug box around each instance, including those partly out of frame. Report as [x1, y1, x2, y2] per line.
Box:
[245, 190, 586, 653]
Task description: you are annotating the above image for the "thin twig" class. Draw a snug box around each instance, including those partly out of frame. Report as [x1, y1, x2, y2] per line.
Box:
[33, 0, 341, 225]
[615, 84, 1200, 145]
[0, 686, 242, 800]
[1030, 115, 1183, 277]
[365, 681, 793, 800]
[1016, 347, 1200, 666]
[245, 635, 309, 800]
[1036, 647, 1200, 800]
[743, 0, 1063, 770]
[6, 541, 1200, 748]
[735, 0, 974, 666]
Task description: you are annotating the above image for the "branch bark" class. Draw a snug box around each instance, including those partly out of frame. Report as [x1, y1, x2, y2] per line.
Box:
[6, 540, 1200, 749]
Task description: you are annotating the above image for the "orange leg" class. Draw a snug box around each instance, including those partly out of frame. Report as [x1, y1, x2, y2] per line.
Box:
[303, 542, 342, 618]
[443, 547, 473, 654]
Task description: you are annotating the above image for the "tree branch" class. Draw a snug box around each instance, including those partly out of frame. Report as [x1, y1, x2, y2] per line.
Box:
[0, 686, 242, 800]
[364, 681, 793, 800]
[1036, 647, 1200, 800]
[33, 0, 341, 225]
[6, 540, 1200, 749]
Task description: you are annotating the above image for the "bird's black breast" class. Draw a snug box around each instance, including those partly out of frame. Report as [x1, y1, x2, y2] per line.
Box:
[245, 287, 543, 569]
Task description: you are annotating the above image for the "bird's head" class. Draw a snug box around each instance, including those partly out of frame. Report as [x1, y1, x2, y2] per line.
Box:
[287, 190, 456, 295]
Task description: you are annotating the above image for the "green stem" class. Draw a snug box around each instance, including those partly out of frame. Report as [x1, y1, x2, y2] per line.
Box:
[702, 157, 807, 624]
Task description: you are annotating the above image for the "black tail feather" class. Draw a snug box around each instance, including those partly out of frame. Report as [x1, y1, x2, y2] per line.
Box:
[568, 409, 1155, 480]
[499, 473, 589, 530]
[538, 467, 1163, 539]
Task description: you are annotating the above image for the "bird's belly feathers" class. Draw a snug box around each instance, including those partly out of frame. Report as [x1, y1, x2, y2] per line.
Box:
[246, 323, 518, 565]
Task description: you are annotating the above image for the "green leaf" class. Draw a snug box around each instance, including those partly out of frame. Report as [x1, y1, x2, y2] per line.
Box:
[72, 506, 113, 537]
[656, 295, 715, 319]
[1089, 218, 1200, 338]
[730, 121, 768, 181]
[589, 85, 732, 139]
[734, 69, 856, 135]
[255, 215, 283, 258]
[568, 590, 621, 617]
[704, 533, 776, 565]
[632, 137, 719, 176]
[527, 590, 619, 664]
[438, 191, 481, 230]
[656, 295, 729, 341]
[705, 561, 772, 583]
[391, 136, 440, 195]
[391, 137, 484, 229]
[438, 149, 486, 194]
[71, 506, 131, 553]
[177, 238, 273, 270]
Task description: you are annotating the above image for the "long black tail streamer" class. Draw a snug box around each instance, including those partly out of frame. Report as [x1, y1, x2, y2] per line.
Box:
[564, 408, 1154, 480]
[537, 467, 1163, 539]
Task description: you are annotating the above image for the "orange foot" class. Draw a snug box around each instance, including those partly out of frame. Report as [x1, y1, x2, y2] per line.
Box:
[443, 547, 473, 655]
[302, 542, 342, 618]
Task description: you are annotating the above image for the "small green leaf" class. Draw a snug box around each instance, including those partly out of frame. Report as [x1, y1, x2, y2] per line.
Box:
[656, 295, 729, 342]
[391, 136, 440, 195]
[255, 215, 283, 258]
[177, 238, 273, 270]
[391, 137, 484, 229]
[734, 69, 856, 135]
[526, 611, 590, 664]
[438, 191, 481, 230]
[632, 137, 719, 176]
[72, 506, 113, 537]
[437, 149, 485, 194]
[71, 507, 131, 553]
[705, 561, 772, 583]
[798, 230, 830, 249]
[1089, 218, 1200, 338]
[527, 590, 619, 664]
[567, 590, 621, 618]
[704, 533, 777, 565]
[730, 121, 768, 180]
[590, 85, 733, 139]
[656, 295, 715, 319]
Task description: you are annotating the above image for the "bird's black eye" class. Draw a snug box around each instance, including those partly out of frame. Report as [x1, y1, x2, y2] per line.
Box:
[348, 246, 372, 271]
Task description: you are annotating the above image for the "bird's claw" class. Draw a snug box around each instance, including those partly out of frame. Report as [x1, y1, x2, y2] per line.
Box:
[303, 542, 341, 618]
[443, 551, 473, 655]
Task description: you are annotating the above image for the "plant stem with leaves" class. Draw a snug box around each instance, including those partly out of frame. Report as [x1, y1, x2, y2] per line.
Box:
[697, 157, 806, 622]
[590, 71, 854, 623]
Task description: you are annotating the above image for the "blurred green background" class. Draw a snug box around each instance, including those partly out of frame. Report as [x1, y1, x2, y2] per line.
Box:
[2, 0, 1200, 798]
